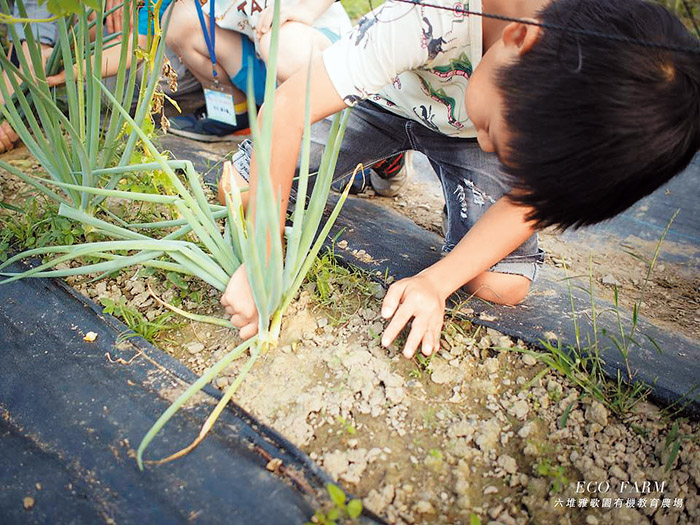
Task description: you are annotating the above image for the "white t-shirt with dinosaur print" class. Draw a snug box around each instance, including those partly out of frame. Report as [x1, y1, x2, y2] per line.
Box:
[204, 0, 352, 50]
[323, 0, 483, 138]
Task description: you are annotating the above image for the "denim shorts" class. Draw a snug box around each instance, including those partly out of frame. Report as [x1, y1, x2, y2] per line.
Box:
[231, 101, 544, 281]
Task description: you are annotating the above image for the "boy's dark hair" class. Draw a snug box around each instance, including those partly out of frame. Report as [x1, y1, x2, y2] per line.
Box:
[498, 0, 700, 229]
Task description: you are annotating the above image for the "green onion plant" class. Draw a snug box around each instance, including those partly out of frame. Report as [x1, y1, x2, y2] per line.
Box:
[0, 0, 354, 468]
[0, 0, 167, 215]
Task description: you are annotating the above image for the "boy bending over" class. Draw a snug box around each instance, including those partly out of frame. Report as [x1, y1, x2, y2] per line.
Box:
[219, 0, 699, 358]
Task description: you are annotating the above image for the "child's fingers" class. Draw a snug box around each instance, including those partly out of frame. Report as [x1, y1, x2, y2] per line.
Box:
[257, 9, 292, 39]
[0, 131, 12, 152]
[402, 319, 426, 359]
[420, 329, 436, 357]
[229, 313, 254, 328]
[105, 0, 122, 34]
[381, 301, 412, 348]
[256, 8, 272, 39]
[0, 122, 17, 146]
[381, 280, 406, 319]
[239, 322, 258, 340]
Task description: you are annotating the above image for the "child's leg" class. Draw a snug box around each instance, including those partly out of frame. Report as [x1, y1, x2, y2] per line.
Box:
[257, 22, 334, 82]
[462, 269, 533, 306]
[165, 0, 246, 104]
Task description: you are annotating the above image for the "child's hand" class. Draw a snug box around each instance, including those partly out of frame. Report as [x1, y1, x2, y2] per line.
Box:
[221, 264, 259, 340]
[380, 272, 446, 359]
[46, 69, 67, 87]
[46, 59, 85, 87]
[0, 121, 20, 153]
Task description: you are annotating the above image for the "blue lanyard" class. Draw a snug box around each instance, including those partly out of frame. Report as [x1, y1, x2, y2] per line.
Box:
[194, 0, 218, 83]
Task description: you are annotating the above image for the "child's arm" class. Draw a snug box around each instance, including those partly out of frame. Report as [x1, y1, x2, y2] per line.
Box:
[220, 54, 348, 339]
[256, 0, 336, 40]
[380, 198, 537, 359]
[46, 33, 146, 87]
[0, 41, 53, 152]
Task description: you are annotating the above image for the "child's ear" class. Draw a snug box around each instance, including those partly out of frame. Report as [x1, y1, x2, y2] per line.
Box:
[502, 19, 542, 56]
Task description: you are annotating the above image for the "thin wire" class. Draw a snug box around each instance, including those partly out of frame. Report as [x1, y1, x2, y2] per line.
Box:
[386, 0, 700, 54]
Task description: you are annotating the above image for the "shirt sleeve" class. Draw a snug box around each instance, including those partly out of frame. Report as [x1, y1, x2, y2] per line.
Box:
[322, 1, 437, 106]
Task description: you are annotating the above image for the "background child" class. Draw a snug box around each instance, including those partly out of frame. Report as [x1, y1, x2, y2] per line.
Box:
[163, 0, 352, 141]
[41, 0, 351, 140]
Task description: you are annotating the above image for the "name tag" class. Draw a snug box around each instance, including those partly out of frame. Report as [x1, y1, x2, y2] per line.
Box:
[204, 87, 238, 126]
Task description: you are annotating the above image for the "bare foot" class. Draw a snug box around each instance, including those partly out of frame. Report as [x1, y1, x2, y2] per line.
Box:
[217, 160, 250, 208]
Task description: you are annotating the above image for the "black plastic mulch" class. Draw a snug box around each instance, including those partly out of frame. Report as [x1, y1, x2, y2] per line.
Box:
[0, 266, 383, 524]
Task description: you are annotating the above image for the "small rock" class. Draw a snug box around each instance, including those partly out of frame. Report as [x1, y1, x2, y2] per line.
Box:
[342, 350, 372, 369]
[475, 418, 501, 451]
[509, 399, 529, 420]
[483, 485, 499, 495]
[413, 500, 435, 514]
[364, 484, 395, 514]
[186, 342, 205, 354]
[456, 495, 471, 509]
[586, 516, 599, 525]
[601, 274, 620, 286]
[518, 421, 536, 439]
[323, 451, 350, 479]
[130, 280, 145, 295]
[585, 401, 608, 427]
[266, 458, 283, 471]
[522, 354, 537, 366]
[609, 465, 628, 481]
[385, 386, 406, 404]
[430, 357, 464, 384]
[23, 496, 34, 510]
[497, 455, 518, 474]
[448, 420, 476, 440]
[360, 308, 376, 321]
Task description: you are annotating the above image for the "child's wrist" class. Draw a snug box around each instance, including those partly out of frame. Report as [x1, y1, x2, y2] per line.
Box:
[420, 265, 456, 302]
